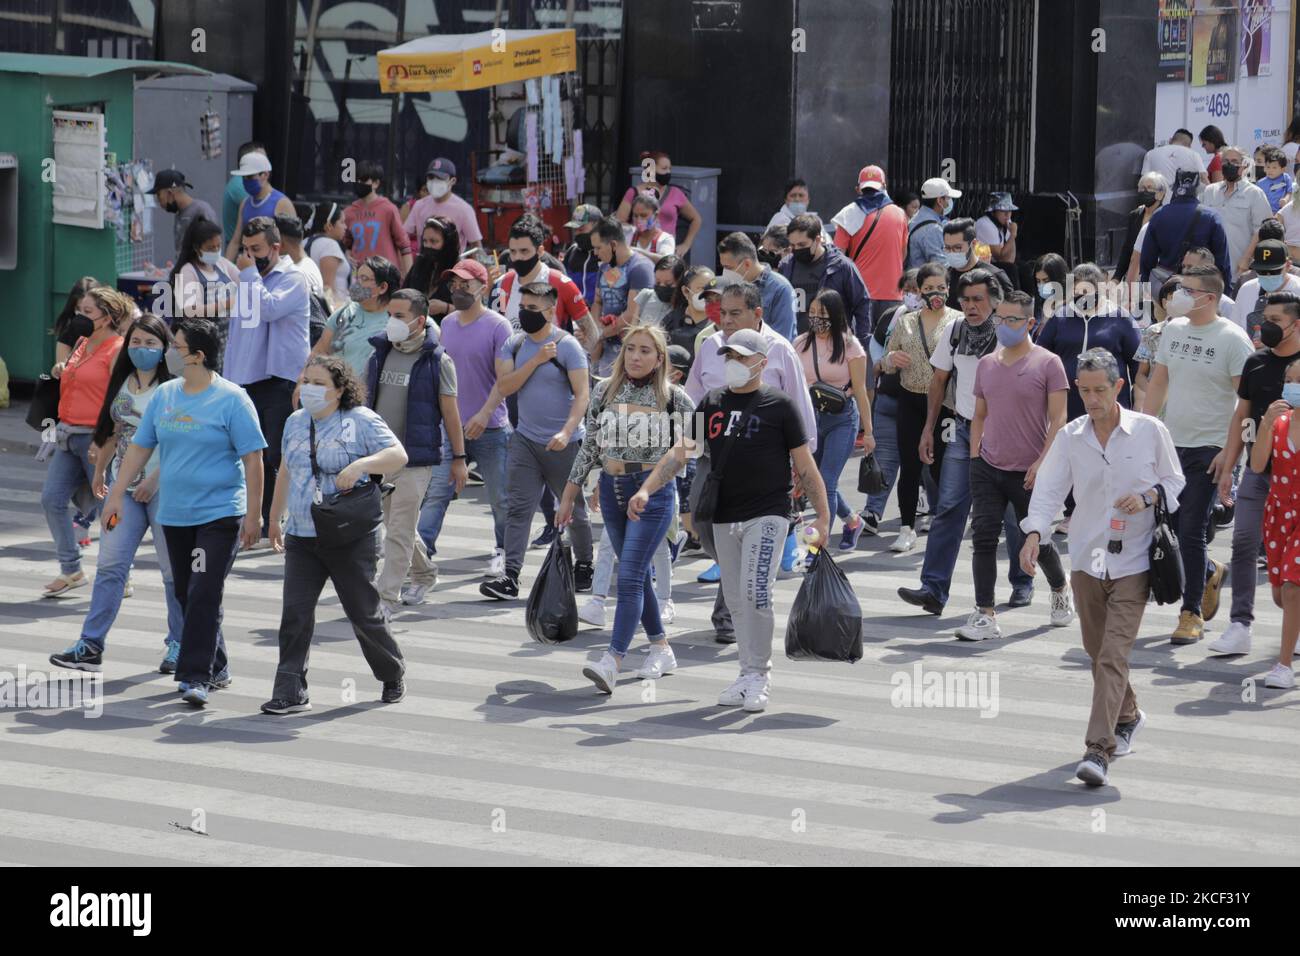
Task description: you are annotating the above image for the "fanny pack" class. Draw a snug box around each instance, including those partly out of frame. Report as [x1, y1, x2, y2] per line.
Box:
[808, 340, 849, 415]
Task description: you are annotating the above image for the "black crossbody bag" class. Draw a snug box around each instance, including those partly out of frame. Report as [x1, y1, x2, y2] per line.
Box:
[1147, 484, 1185, 606]
[694, 389, 761, 524]
[308, 416, 387, 547]
[808, 340, 849, 415]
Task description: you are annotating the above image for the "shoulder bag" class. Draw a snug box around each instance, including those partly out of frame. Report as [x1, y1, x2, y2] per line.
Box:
[1147, 484, 1185, 606]
[308, 415, 387, 547]
[808, 339, 849, 415]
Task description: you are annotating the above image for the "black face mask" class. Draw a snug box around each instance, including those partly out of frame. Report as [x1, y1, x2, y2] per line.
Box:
[1256, 164, 1267, 181]
[1260, 319, 1290, 349]
[792, 245, 815, 264]
[451, 289, 478, 311]
[67, 313, 94, 341]
[254, 255, 273, 274]
[655, 173, 672, 187]
[163, 200, 179, 214]
[354, 182, 373, 199]
[1221, 162, 1241, 182]
[757, 250, 782, 268]
[1137, 189, 1158, 207]
[518, 307, 548, 334]
[511, 253, 539, 276]
[575, 233, 593, 252]
[653, 283, 675, 303]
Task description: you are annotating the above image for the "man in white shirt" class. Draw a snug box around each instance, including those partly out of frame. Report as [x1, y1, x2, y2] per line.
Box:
[275, 214, 325, 296]
[1141, 129, 1209, 204]
[1199, 145, 1273, 278]
[1020, 348, 1185, 788]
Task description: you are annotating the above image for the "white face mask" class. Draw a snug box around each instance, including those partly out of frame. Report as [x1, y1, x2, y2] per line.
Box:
[386, 316, 413, 343]
[200, 251, 222, 267]
[724, 358, 759, 390]
[688, 292, 706, 311]
[720, 267, 745, 285]
[299, 383, 330, 414]
[428, 179, 451, 199]
[1165, 288, 1198, 317]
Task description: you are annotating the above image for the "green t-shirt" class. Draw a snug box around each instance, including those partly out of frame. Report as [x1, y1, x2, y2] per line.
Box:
[326, 302, 389, 380]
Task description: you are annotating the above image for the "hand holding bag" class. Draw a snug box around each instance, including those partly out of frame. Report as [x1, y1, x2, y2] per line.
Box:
[308, 416, 386, 547]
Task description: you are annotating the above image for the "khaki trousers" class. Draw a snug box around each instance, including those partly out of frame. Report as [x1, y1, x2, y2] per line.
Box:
[1070, 570, 1148, 760]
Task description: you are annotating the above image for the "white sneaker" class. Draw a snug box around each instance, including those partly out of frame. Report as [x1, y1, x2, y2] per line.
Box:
[718, 674, 751, 707]
[582, 652, 620, 694]
[1263, 662, 1296, 689]
[658, 599, 676, 625]
[578, 596, 607, 628]
[487, 548, 506, 578]
[380, 601, 398, 625]
[742, 674, 770, 712]
[637, 644, 677, 679]
[1112, 709, 1146, 757]
[123, 576, 133, 599]
[401, 581, 433, 605]
[1049, 588, 1074, 627]
[955, 610, 1001, 641]
[891, 527, 917, 553]
[1207, 621, 1252, 655]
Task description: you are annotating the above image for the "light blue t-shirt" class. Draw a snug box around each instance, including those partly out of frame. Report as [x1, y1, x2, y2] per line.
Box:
[325, 301, 390, 380]
[596, 252, 654, 376]
[132, 375, 267, 526]
[498, 329, 588, 446]
[279, 406, 399, 537]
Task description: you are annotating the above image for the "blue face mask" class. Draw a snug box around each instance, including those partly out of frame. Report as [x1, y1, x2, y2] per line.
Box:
[1283, 382, 1300, 407]
[243, 176, 263, 197]
[944, 251, 968, 269]
[995, 322, 1029, 347]
[1038, 283, 1055, 299]
[128, 346, 164, 371]
[1258, 273, 1286, 293]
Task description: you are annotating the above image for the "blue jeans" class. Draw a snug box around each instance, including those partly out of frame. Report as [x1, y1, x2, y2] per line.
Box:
[1174, 445, 1219, 615]
[418, 425, 511, 554]
[866, 391, 901, 517]
[814, 401, 859, 529]
[42, 434, 95, 574]
[919, 420, 1030, 606]
[81, 491, 184, 650]
[599, 473, 672, 656]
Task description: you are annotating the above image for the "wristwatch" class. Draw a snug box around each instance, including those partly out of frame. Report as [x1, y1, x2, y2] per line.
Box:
[452, 454, 468, 461]
[1141, 490, 1154, 508]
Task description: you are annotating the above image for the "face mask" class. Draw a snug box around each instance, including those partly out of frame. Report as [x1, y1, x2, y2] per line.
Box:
[653, 283, 675, 303]
[164, 347, 188, 376]
[787, 201, 808, 215]
[354, 182, 373, 199]
[792, 245, 815, 264]
[67, 313, 94, 341]
[128, 346, 164, 371]
[688, 293, 705, 311]
[1165, 288, 1197, 317]
[635, 218, 657, 232]
[724, 358, 757, 390]
[163, 200, 179, 214]
[809, 315, 831, 335]
[942, 198, 955, 216]
[944, 251, 968, 269]
[903, 292, 924, 311]
[758, 250, 782, 268]
[655, 172, 672, 187]
[1283, 383, 1300, 407]
[575, 233, 593, 252]
[1256, 164, 1267, 181]
[1137, 189, 1158, 207]
[511, 253, 539, 276]
[720, 267, 745, 285]
[924, 292, 947, 311]
[299, 383, 330, 414]
[1258, 273, 1286, 293]
[428, 179, 451, 199]
[243, 176, 262, 197]
[349, 281, 374, 303]
[255, 255, 273, 274]
[995, 322, 1029, 347]
[200, 250, 222, 267]
[1038, 282, 1055, 299]
[518, 307, 548, 334]
[705, 300, 723, 324]
[1260, 319, 1292, 349]
[451, 289, 478, 311]
[386, 317, 413, 343]
[1221, 162, 1241, 182]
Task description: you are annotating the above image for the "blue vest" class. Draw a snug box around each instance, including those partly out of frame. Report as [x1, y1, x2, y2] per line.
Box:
[365, 332, 445, 467]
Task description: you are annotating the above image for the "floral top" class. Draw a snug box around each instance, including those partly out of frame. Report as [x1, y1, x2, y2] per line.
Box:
[568, 378, 695, 485]
[1136, 319, 1165, 364]
[109, 379, 161, 491]
[885, 307, 961, 394]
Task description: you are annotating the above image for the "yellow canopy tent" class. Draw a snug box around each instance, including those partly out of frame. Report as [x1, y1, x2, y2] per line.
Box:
[377, 28, 577, 93]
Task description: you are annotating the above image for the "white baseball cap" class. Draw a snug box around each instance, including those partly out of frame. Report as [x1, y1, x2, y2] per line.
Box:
[231, 152, 272, 176]
[920, 177, 962, 200]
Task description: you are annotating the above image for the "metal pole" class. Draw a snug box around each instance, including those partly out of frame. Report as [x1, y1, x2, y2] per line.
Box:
[303, 0, 323, 102]
[387, 0, 408, 196]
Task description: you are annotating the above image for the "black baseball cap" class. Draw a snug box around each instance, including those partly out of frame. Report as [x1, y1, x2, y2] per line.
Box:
[147, 169, 193, 193]
[667, 345, 691, 370]
[1252, 239, 1288, 274]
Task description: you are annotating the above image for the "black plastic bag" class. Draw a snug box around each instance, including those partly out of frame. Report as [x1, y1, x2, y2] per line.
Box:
[525, 535, 579, 645]
[785, 549, 863, 662]
[857, 453, 885, 495]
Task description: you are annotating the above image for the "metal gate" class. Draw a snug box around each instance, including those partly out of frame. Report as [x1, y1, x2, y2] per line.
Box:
[888, 0, 1037, 217]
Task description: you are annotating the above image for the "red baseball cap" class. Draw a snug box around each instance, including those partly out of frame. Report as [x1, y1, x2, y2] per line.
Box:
[441, 258, 489, 283]
[857, 165, 886, 191]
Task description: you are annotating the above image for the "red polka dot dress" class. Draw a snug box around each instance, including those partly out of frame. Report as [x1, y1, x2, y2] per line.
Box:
[1264, 411, 1300, 589]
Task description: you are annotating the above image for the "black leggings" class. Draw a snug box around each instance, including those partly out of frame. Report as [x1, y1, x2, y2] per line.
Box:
[895, 389, 947, 527]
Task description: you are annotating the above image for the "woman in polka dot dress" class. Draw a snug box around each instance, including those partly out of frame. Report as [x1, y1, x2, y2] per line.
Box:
[1250, 361, 1300, 689]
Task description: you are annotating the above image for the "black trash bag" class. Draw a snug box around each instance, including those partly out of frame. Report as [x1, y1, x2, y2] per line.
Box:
[857, 453, 885, 495]
[525, 535, 579, 645]
[785, 549, 863, 662]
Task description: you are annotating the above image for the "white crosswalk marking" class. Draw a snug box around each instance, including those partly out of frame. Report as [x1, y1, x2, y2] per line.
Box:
[0, 452, 1295, 865]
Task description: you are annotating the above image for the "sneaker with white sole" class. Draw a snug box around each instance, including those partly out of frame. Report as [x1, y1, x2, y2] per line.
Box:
[578, 596, 607, 627]
[401, 581, 434, 606]
[1075, 752, 1108, 786]
[582, 652, 620, 694]
[916, 515, 932, 533]
[380, 601, 398, 624]
[487, 548, 506, 578]
[658, 599, 675, 625]
[637, 644, 677, 679]
[718, 674, 751, 707]
[742, 674, 770, 712]
[1113, 709, 1146, 756]
[123, 576, 133, 598]
[955, 610, 1001, 641]
[891, 526, 917, 553]
[1207, 621, 1252, 655]
[1263, 662, 1296, 689]
[1049, 588, 1074, 627]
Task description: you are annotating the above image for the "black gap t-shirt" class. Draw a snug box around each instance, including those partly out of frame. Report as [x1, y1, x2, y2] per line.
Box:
[695, 385, 807, 523]
[1238, 346, 1300, 473]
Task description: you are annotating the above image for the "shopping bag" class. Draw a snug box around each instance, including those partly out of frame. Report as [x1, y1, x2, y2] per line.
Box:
[785, 549, 863, 662]
[525, 535, 579, 645]
[857, 452, 885, 495]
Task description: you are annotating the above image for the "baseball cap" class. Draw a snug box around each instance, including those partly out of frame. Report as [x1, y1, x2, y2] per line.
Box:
[987, 191, 1018, 212]
[441, 259, 490, 284]
[231, 152, 272, 176]
[1252, 239, 1288, 274]
[920, 177, 962, 200]
[426, 158, 457, 180]
[857, 165, 886, 191]
[699, 276, 726, 297]
[564, 203, 603, 228]
[719, 328, 771, 358]
[667, 345, 692, 370]
[148, 169, 193, 194]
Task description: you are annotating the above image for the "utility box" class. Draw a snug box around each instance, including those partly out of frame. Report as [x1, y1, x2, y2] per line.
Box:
[0, 153, 15, 270]
[625, 164, 721, 268]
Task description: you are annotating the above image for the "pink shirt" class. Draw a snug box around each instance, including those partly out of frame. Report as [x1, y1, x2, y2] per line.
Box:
[794, 332, 866, 389]
[972, 345, 1069, 472]
[343, 196, 411, 268]
[404, 191, 483, 250]
[622, 184, 689, 238]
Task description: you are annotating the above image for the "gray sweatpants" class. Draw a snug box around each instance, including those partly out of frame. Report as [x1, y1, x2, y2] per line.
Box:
[688, 452, 735, 634]
[504, 433, 593, 576]
[714, 514, 787, 676]
[1229, 468, 1270, 625]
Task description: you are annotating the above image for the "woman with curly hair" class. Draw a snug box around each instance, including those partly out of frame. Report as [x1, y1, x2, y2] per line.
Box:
[263, 354, 410, 714]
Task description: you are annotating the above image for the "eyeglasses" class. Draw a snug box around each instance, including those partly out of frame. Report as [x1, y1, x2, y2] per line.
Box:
[991, 315, 1029, 327]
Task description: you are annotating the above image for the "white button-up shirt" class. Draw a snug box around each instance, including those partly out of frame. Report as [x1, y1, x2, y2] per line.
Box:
[685, 321, 819, 452]
[1022, 406, 1186, 580]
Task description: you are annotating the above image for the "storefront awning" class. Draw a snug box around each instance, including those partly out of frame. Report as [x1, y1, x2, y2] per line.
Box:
[377, 29, 577, 93]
